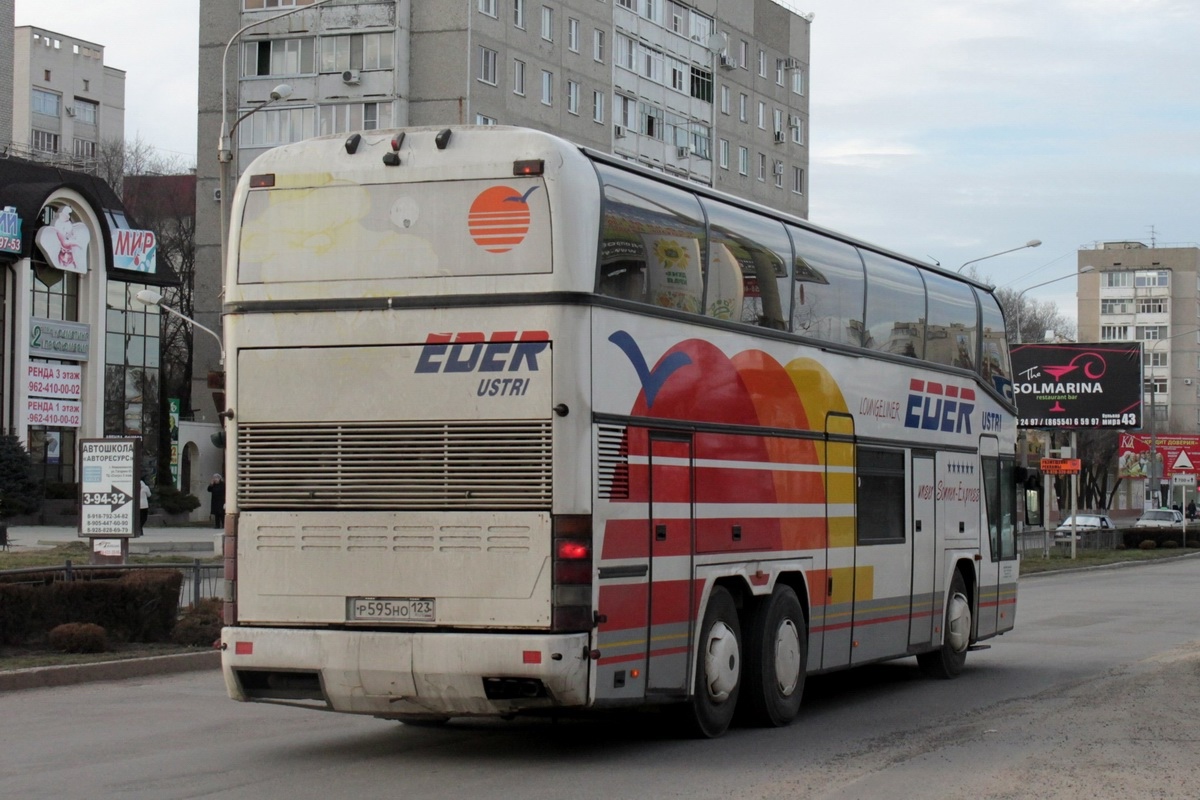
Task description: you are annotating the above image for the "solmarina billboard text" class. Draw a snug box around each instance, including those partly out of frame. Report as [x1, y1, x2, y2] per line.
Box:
[1010, 342, 1142, 430]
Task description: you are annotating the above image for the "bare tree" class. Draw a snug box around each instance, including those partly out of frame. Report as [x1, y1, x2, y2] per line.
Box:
[94, 136, 191, 194]
[994, 287, 1077, 345]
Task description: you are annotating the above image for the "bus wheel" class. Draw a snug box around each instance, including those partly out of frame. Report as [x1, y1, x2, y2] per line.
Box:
[917, 570, 971, 679]
[740, 585, 806, 727]
[686, 585, 742, 738]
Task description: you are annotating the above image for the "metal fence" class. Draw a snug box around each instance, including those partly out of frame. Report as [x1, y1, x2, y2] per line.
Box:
[0, 560, 224, 612]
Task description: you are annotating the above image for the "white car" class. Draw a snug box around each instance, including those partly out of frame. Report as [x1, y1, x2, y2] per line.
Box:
[1135, 509, 1185, 528]
[1053, 514, 1115, 542]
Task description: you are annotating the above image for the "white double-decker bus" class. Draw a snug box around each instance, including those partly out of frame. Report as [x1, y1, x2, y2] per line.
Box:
[219, 126, 1018, 737]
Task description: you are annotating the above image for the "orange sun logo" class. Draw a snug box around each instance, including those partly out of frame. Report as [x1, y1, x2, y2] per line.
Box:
[468, 185, 538, 253]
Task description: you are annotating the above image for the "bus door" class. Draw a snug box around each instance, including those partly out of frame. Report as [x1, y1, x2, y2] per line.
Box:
[645, 433, 695, 696]
[909, 453, 937, 648]
[820, 414, 856, 671]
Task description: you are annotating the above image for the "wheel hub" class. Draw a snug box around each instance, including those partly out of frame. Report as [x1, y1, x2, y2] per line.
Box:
[946, 592, 971, 653]
[774, 619, 801, 696]
[703, 621, 740, 702]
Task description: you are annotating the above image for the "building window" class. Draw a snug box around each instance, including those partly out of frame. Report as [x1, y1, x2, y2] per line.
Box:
[668, 57, 686, 92]
[1101, 324, 1130, 340]
[757, 152, 766, 180]
[720, 85, 729, 114]
[791, 116, 804, 145]
[757, 101, 765, 129]
[479, 0, 497, 17]
[244, 37, 315, 76]
[758, 49, 766, 77]
[641, 47, 663, 83]
[541, 6, 554, 41]
[476, 113, 497, 125]
[101, 281, 160, 481]
[567, 80, 579, 114]
[1103, 271, 1131, 288]
[773, 108, 783, 136]
[478, 47, 498, 84]
[1135, 270, 1169, 288]
[73, 99, 99, 126]
[541, 70, 553, 105]
[1137, 325, 1168, 340]
[568, 18, 579, 51]
[514, 0, 525, 27]
[616, 0, 634, 8]
[689, 66, 712, 103]
[1150, 350, 1168, 367]
[592, 90, 605, 123]
[775, 59, 785, 85]
[594, 29, 605, 62]
[1100, 299, 1132, 314]
[513, 60, 526, 95]
[318, 102, 393, 135]
[718, 138, 729, 169]
[738, 93, 747, 122]
[238, 106, 316, 147]
[1144, 377, 1168, 395]
[319, 32, 394, 72]
[738, 146, 748, 175]
[32, 130, 60, 152]
[32, 88, 61, 117]
[792, 166, 804, 194]
[739, 39, 748, 69]
[1139, 298, 1167, 314]
[773, 160, 784, 187]
[73, 139, 97, 158]
[616, 34, 635, 70]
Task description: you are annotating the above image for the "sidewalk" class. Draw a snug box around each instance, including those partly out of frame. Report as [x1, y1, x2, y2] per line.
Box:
[3, 523, 222, 558]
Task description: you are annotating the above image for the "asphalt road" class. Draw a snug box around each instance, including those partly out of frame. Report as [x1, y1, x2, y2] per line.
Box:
[4, 557, 1199, 800]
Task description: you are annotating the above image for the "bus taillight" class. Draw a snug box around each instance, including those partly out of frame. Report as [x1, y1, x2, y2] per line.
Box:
[513, 159, 544, 176]
[552, 514, 593, 631]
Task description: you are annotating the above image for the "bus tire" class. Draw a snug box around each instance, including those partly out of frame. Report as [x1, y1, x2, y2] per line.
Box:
[686, 585, 742, 738]
[917, 570, 971, 679]
[740, 585, 807, 727]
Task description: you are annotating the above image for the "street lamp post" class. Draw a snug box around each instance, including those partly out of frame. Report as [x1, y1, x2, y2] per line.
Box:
[218, 0, 336, 275]
[135, 289, 225, 367]
[1013, 266, 1095, 344]
[958, 239, 1042, 274]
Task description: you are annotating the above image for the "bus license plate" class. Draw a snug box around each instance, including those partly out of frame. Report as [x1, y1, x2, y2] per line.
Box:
[348, 597, 435, 622]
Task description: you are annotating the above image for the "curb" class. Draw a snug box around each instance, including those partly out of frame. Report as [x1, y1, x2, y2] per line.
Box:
[0, 650, 221, 693]
[1022, 548, 1200, 577]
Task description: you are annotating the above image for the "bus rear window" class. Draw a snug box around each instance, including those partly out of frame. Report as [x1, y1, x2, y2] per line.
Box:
[236, 177, 550, 284]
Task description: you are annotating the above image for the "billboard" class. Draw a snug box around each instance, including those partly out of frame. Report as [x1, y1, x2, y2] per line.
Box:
[1011, 342, 1142, 429]
[1118, 433, 1200, 479]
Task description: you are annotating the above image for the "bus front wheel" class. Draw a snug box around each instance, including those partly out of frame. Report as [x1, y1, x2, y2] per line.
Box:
[917, 570, 971, 679]
[686, 585, 742, 738]
[740, 585, 807, 727]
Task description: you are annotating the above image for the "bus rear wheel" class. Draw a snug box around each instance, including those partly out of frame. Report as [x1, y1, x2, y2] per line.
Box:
[685, 586, 742, 738]
[740, 585, 807, 727]
[917, 570, 971, 679]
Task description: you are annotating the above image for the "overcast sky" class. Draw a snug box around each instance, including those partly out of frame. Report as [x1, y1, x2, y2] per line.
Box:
[17, 0, 1200, 321]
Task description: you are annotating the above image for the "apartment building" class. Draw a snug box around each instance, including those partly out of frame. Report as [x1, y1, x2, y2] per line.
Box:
[0, 0, 13, 147]
[192, 0, 812, 420]
[10, 25, 125, 166]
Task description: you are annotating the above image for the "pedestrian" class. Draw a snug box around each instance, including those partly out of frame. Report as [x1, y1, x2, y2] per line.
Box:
[139, 478, 151, 528]
[1189, 500, 1197, 520]
[208, 474, 226, 529]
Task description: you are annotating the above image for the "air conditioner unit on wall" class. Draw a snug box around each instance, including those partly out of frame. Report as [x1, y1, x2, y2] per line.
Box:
[676, 145, 689, 159]
[342, 69, 361, 85]
[718, 53, 735, 70]
[614, 124, 626, 139]
[773, 130, 785, 144]
[784, 57, 801, 70]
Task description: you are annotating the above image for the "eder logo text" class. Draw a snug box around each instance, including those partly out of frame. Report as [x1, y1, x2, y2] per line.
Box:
[904, 379, 974, 435]
[415, 331, 549, 374]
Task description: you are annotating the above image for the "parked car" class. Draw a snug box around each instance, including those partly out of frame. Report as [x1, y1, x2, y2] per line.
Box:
[1054, 514, 1115, 542]
[1135, 509, 1185, 528]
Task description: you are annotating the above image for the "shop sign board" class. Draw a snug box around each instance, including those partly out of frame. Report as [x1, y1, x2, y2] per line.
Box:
[1119, 433, 1200, 479]
[29, 317, 91, 361]
[0, 206, 21, 254]
[25, 363, 82, 400]
[112, 228, 157, 273]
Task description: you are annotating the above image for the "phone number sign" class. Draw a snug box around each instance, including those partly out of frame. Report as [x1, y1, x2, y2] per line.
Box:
[79, 438, 141, 538]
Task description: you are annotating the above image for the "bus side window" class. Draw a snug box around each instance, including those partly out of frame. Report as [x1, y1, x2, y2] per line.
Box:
[922, 271, 978, 371]
[700, 197, 791, 329]
[787, 225, 866, 347]
[861, 251, 927, 359]
[977, 291, 1013, 398]
[595, 163, 706, 312]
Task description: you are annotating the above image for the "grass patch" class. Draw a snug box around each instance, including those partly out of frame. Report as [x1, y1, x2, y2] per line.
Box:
[0, 642, 206, 671]
[0, 542, 219, 570]
[1020, 547, 1194, 574]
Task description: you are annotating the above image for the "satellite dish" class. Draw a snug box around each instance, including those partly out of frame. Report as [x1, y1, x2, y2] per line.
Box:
[705, 32, 726, 54]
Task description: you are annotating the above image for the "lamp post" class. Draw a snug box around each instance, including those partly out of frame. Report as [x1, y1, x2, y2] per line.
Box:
[218, 0, 336, 275]
[136, 289, 225, 367]
[1013, 266, 1095, 344]
[958, 239, 1042, 274]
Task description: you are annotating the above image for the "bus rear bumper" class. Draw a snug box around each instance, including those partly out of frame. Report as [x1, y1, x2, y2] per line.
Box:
[220, 627, 591, 718]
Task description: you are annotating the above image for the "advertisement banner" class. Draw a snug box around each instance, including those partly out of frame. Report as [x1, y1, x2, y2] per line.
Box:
[111, 228, 157, 273]
[1011, 342, 1142, 429]
[1118, 433, 1200, 478]
[0, 206, 22, 254]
